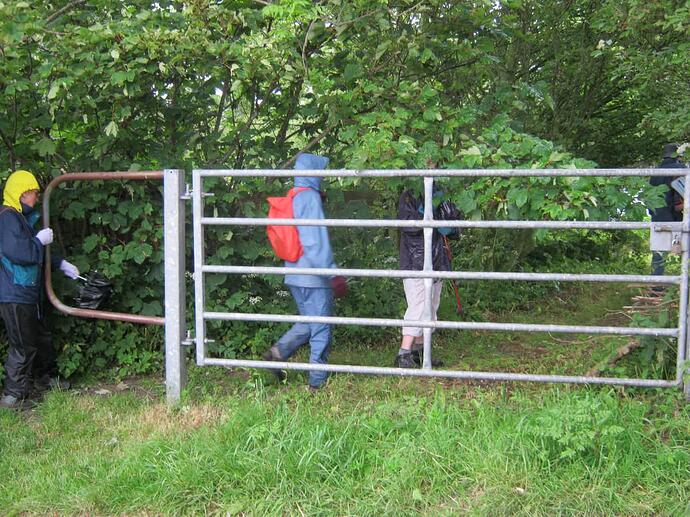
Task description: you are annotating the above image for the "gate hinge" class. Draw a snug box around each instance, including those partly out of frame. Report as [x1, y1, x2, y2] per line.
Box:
[181, 184, 214, 200]
[181, 330, 215, 347]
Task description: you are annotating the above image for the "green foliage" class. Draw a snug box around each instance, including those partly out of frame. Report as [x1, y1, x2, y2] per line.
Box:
[495, 0, 690, 165]
[0, 1, 686, 374]
[1, 383, 689, 514]
[520, 390, 630, 464]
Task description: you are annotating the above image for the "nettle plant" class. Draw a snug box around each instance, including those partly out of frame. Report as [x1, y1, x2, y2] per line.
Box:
[519, 390, 633, 465]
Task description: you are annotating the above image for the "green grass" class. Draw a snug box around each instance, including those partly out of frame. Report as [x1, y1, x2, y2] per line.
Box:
[1, 382, 689, 515]
[1, 283, 689, 515]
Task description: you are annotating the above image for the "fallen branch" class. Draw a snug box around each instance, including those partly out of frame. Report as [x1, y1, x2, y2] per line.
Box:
[586, 339, 643, 376]
[547, 334, 601, 345]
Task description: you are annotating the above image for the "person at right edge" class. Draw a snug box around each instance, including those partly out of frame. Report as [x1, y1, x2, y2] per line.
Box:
[396, 185, 460, 368]
[649, 143, 686, 281]
[262, 153, 347, 390]
[0, 170, 80, 410]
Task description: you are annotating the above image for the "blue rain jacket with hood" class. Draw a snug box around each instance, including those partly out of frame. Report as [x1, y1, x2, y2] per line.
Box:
[284, 154, 336, 288]
[0, 170, 61, 305]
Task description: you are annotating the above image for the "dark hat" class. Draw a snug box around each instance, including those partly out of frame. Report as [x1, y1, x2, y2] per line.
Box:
[662, 143, 680, 159]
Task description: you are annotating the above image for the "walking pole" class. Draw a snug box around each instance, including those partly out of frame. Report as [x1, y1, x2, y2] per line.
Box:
[442, 235, 463, 314]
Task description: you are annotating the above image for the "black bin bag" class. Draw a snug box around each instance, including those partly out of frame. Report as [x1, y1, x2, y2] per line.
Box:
[75, 272, 113, 309]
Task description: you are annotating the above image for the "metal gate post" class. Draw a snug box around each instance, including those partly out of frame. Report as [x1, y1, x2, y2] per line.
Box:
[192, 170, 207, 365]
[683, 172, 690, 401]
[422, 177, 434, 369]
[164, 169, 187, 404]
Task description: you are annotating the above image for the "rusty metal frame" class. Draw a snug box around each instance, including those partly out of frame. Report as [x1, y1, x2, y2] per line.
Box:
[42, 171, 165, 326]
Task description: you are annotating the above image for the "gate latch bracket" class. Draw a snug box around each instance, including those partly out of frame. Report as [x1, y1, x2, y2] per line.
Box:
[181, 330, 194, 347]
[650, 225, 683, 253]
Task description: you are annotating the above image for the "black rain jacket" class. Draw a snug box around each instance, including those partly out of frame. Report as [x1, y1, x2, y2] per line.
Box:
[649, 157, 686, 222]
[398, 190, 452, 271]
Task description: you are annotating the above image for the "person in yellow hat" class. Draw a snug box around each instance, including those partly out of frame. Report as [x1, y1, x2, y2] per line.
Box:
[0, 170, 80, 410]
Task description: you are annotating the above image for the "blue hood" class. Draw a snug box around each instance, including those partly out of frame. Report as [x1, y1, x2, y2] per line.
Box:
[294, 154, 328, 190]
[284, 153, 335, 287]
[295, 153, 329, 170]
[295, 176, 322, 190]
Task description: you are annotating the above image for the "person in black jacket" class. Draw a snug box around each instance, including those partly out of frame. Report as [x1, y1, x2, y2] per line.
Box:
[395, 187, 459, 368]
[649, 143, 687, 276]
[0, 170, 80, 410]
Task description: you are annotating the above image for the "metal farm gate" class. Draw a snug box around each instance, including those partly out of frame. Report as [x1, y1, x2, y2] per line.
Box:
[42, 168, 690, 403]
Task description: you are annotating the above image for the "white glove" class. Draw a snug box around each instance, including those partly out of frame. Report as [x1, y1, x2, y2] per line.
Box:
[59, 260, 80, 279]
[35, 228, 54, 246]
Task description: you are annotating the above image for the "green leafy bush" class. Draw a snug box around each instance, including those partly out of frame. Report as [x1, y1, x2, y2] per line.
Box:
[1, 1, 679, 378]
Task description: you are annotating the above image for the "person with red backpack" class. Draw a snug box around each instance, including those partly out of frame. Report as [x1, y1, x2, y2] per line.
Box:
[262, 153, 346, 390]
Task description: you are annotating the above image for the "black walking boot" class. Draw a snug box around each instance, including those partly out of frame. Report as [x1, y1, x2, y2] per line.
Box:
[261, 346, 287, 382]
[394, 352, 419, 368]
[411, 349, 444, 367]
[34, 375, 71, 394]
[0, 394, 38, 411]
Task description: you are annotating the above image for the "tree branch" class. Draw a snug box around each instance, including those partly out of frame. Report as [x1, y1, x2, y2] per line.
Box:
[302, 19, 315, 77]
[401, 56, 480, 81]
[279, 125, 335, 168]
[214, 80, 228, 135]
[0, 128, 16, 171]
[276, 78, 304, 147]
[46, 0, 87, 26]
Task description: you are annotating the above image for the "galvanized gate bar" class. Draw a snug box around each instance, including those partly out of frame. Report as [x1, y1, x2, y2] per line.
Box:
[201, 358, 679, 388]
[203, 311, 677, 337]
[422, 177, 434, 369]
[201, 217, 681, 231]
[192, 169, 207, 366]
[679, 176, 690, 376]
[201, 168, 685, 178]
[202, 265, 681, 284]
[190, 168, 690, 393]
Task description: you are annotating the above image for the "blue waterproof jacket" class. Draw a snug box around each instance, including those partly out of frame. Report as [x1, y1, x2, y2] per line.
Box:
[284, 154, 336, 288]
[0, 205, 60, 304]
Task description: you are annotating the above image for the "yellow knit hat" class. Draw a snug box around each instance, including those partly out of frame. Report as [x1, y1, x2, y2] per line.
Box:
[3, 170, 40, 211]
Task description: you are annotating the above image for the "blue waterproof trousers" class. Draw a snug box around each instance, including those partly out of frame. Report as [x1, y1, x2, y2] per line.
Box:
[275, 286, 333, 388]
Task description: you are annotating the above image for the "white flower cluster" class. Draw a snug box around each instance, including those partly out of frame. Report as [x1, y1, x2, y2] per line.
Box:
[249, 296, 262, 305]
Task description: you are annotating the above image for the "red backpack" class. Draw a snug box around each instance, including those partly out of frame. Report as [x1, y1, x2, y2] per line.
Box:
[267, 187, 310, 262]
